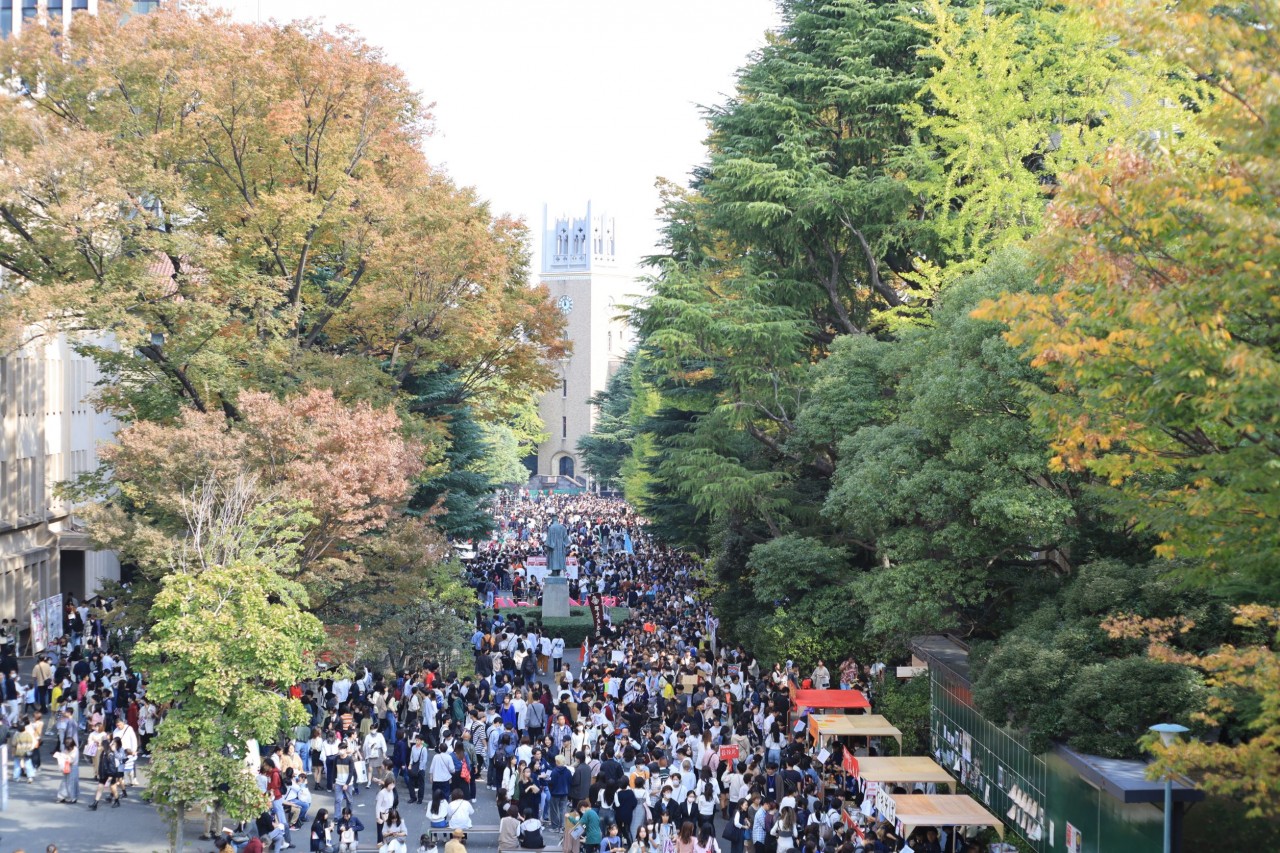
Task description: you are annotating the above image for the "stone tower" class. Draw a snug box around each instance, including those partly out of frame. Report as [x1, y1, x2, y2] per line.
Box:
[534, 202, 634, 487]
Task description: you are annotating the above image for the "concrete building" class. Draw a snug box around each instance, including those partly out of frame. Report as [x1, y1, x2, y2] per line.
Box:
[533, 202, 635, 489]
[0, 328, 120, 628]
[0, 0, 164, 646]
[0, 0, 160, 38]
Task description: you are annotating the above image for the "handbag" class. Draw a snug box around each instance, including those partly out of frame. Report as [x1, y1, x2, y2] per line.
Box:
[721, 822, 740, 842]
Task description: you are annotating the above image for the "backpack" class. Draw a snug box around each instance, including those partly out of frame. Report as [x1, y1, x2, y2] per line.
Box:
[519, 827, 546, 849]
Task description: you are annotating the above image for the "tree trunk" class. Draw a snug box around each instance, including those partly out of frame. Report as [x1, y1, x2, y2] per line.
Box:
[169, 803, 185, 853]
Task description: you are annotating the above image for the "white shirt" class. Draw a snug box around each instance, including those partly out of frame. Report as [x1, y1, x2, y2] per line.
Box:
[364, 731, 387, 759]
[448, 798, 475, 829]
[430, 751, 456, 783]
[551, 638, 565, 658]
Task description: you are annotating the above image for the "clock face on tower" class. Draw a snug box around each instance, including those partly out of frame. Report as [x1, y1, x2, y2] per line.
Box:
[556, 295, 574, 315]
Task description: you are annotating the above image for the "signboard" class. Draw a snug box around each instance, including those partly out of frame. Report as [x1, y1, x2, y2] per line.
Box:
[842, 750, 859, 775]
[587, 593, 605, 636]
[526, 556, 549, 583]
[896, 666, 928, 679]
[30, 594, 62, 653]
[1065, 822, 1082, 853]
[565, 556, 579, 580]
[875, 788, 896, 823]
[719, 745, 741, 762]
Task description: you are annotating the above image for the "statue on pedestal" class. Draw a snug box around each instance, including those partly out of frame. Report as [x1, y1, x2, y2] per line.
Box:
[544, 517, 569, 577]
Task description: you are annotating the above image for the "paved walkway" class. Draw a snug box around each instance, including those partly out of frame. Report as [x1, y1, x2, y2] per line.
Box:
[1, 748, 505, 853]
[1, 648, 582, 852]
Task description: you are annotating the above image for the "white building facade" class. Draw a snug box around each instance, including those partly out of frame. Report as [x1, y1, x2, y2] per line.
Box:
[0, 0, 150, 641]
[0, 329, 120, 628]
[534, 203, 635, 488]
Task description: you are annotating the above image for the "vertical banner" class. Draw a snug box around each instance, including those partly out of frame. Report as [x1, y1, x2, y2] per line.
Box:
[842, 750, 859, 776]
[588, 592, 605, 636]
[30, 593, 62, 653]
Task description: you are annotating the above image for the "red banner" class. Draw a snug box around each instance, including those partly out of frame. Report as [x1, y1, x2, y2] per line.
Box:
[719, 745, 741, 762]
[842, 750, 859, 776]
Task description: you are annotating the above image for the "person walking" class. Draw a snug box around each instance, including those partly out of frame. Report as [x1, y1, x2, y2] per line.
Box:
[88, 737, 124, 810]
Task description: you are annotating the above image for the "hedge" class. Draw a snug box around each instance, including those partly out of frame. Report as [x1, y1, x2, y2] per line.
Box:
[485, 605, 630, 649]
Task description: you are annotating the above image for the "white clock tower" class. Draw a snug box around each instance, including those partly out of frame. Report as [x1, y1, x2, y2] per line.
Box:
[534, 202, 634, 488]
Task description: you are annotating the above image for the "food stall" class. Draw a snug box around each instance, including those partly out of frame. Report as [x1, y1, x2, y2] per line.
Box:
[808, 713, 903, 754]
[855, 756, 956, 794]
[881, 793, 1005, 843]
[792, 688, 871, 714]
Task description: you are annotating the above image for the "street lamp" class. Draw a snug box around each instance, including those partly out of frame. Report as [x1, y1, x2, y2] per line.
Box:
[1149, 723, 1189, 853]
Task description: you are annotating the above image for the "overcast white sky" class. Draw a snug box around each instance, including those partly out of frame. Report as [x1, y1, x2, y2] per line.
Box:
[213, 0, 782, 275]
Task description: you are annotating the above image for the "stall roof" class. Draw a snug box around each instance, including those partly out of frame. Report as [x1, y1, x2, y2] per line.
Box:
[794, 688, 871, 711]
[809, 714, 902, 752]
[888, 794, 1004, 839]
[1055, 745, 1204, 805]
[855, 756, 955, 789]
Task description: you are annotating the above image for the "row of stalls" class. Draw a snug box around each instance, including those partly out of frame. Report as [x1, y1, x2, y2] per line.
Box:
[796, 690, 1007, 850]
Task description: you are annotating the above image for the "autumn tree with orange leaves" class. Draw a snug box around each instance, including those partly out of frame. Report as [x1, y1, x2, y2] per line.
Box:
[0, 4, 561, 426]
[0, 3, 565, 663]
[976, 0, 1280, 820]
[976, 0, 1280, 590]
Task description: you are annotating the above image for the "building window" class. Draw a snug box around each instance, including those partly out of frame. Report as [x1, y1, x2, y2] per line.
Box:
[133, 0, 160, 12]
[21, 0, 36, 20]
[561, 417, 567, 439]
[72, 0, 87, 8]
[2, 0, 13, 37]
[47, 0, 62, 17]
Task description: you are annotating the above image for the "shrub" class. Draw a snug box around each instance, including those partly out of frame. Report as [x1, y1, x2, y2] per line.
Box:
[486, 606, 630, 649]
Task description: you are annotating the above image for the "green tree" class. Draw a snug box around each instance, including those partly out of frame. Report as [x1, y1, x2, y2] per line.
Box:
[904, 0, 1209, 283]
[578, 352, 638, 489]
[407, 369, 500, 542]
[974, 0, 1280, 589]
[819, 252, 1081, 646]
[132, 480, 325, 852]
[971, 558, 1224, 756]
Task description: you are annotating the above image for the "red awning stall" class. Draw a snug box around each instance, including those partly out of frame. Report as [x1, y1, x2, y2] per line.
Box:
[793, 688, 871, 713]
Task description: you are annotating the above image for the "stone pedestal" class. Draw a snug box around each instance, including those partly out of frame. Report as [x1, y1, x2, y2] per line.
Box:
[542, 576, 571, 619]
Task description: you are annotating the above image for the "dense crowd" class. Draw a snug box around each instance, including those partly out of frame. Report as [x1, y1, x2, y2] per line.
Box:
[460, 492, 974, 853]
[1, 491, 977, 853]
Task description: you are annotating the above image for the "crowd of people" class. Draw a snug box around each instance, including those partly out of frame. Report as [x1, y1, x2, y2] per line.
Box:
[1, 490, 984, 853]
[458, 492, 979, 853]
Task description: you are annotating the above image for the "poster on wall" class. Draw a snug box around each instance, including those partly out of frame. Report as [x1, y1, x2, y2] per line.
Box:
[29, 594, 62, 653]
[1065, 822, 1082, 853]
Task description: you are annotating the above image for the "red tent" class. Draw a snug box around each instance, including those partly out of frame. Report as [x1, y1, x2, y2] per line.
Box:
[792, 688, 871, 712]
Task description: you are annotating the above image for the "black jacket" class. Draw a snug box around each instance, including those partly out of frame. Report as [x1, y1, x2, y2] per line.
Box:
[569, 764, 593, 802]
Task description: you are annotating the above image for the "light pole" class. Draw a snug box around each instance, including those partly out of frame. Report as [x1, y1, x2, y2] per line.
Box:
[1149, 722, 1189, 853]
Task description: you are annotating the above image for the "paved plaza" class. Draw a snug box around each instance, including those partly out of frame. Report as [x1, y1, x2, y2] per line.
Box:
[1, 761, 504, 852]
